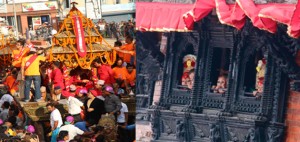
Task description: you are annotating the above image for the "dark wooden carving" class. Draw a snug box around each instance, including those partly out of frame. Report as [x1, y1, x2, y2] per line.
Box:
[243, 128, 257, 142]
[226, 127, 238, 142]
[267, 127, 283, 142]
[138, 14, 297, 141]
[209, 124, 221, 142]
[176, 120, 185, 141]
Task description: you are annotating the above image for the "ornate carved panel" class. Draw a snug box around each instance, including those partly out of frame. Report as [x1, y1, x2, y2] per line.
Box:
[234, 99, 261, 113]
[166, 89, 191, 105]
[266, 127, 284, 142]
[202, 95, 225, 109]
[192, 124, 208, 139]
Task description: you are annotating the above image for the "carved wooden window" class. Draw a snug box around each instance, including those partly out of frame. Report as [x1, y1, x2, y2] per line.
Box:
[234, 44, 268, 113]
[208, 47, 230, 95]
[175, 45, 196, 90]
[241, 49, 265, 98]
[202, 45, 232, 109]
[167, 38, 198, 105]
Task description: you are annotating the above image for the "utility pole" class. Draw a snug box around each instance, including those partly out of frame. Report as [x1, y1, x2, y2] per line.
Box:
[13, 0, 18, 40]
[98, 0, 102, 19]
[91, 0, 102, 19]
[85, 0, 87, 17]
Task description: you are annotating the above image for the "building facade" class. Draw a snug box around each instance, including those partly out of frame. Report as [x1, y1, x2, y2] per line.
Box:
[136, 0, 300, 141]
[0, 0, 58, 34]
[86, 0, 135, 22]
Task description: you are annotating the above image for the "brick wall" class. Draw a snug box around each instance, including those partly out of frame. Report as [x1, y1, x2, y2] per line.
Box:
[20, 15, 28, 34]
[285, 91, 300, 142]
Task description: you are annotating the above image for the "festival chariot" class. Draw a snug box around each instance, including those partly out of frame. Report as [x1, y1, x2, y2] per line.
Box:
[0, 2, 135, 141]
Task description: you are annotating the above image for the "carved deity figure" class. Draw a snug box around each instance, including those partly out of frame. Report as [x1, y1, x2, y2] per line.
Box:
[253, 58, 266, 97]
[176, 120, 185, 141]
[181, 54, 196, 89]
[267, 127, 282, 142]
[243, 128, 256, 142]
[209, 124, 221, 142]
[211, 75, 227, 94]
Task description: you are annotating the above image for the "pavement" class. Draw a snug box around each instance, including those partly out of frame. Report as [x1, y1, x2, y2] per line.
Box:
[104, 38, 118, 46]
[104, 37, 126, 46]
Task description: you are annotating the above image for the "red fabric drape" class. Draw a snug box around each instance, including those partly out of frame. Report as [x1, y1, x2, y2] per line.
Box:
[136, 0, 299, 38]
[288, 0, 300, 38]
[183, 0, 299, 38]
[183, 0, 215, 30]
[136, 2, 193, 31]
[236, 0, 277, 33]
[215, 0, 245, 30]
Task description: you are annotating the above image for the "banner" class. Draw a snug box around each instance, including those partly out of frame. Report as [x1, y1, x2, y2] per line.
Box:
[32, 17, 41, 29]
[9, 0, 47, 4]
[22, 1, 58, 12]
[72, 16, 87, 57]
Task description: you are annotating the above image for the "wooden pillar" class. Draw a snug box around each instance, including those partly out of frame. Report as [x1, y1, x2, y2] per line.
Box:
[20, 15, 28, 35]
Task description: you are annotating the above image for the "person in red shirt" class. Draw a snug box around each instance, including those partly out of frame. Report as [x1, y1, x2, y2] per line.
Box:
[51, 61, 65, 90]
[62, 64, 72, 91]
[93, 58, 115, 86]
[94, 80, 105, 97]
[90, 66, 99, 85]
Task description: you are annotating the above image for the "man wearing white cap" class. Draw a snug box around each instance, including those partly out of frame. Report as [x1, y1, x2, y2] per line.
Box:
[21, 47, 49, 102]
[69, 84, 77, 97]
[66, 85, 84, 122]
[94, 80, 105, 99]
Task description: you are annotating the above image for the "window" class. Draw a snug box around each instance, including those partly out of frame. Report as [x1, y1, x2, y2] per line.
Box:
[242, 50, 265, 98]
[176, 45, 196, 90]
[64, 0, 70, 8]
[6, 16, 22, 33]
[209, 47, 230, 95]
[166, 34, 199, 105]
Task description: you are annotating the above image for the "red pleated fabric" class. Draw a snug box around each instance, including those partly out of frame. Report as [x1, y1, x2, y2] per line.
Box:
[136, 2, 193, 32]
[136, 0, 300, 38]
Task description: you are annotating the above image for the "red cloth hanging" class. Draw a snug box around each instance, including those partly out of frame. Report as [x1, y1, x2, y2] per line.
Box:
[136, 0, 300, 38]
[136, 2, 193, 31]
[288, 0, 300, 38]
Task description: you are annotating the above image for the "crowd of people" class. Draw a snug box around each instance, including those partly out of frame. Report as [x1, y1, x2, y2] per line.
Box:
[28, 22, 57, 44]
[96, 20, 135, 40]
[0, 33, 136, 141]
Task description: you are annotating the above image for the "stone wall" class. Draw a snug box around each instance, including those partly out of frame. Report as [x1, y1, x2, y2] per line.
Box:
[136, 121, 153, 142]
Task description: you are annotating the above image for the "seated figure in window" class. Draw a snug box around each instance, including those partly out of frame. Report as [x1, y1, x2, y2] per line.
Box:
[253, 58, 266, 98]
[181, 54, 196, 89]
[211, 75, 227, 94]
[186, 69, 195, 90]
